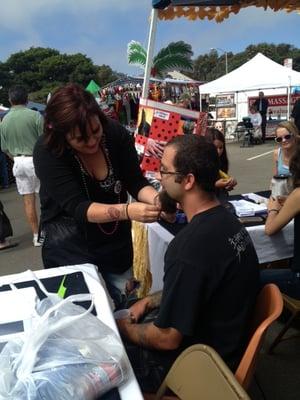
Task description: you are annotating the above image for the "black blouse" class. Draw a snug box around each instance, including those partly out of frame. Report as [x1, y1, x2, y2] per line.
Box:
[33, 119, 150, 273]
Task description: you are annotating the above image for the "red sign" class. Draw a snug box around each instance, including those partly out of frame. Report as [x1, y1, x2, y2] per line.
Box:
[135, 99, 205, 177]
[249, 94, 300, 108]
[248, 94, 300, 119]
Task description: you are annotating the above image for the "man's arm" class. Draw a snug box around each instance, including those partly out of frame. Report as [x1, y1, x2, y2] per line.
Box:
[129, 291, 162, 322]
[36, 113, 44, 136]
[117, 290, 183, 350]
[117, 319, 182, 351]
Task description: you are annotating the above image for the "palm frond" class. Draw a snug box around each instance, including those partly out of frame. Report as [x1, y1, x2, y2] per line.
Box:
[154, 41, 193, 62]
[154, 54, 194, 77]
[127, 41, 147, 67]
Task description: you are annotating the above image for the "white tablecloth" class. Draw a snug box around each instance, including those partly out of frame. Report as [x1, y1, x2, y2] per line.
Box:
[147, 221, 294, 293]
[0, 264, 143, 400]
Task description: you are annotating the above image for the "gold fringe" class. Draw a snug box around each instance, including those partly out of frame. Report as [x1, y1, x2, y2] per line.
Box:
[132, 221, 152, 298]
[158, 2, 300, 23]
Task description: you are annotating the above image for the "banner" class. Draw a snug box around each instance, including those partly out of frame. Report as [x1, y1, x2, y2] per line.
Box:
[135, 99, 205, 178]
[248, 94, 300, 119]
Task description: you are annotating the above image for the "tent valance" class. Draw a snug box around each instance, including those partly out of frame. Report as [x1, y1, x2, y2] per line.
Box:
[152, 0, 300, 22]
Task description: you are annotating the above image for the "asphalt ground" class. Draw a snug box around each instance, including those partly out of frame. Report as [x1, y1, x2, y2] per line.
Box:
[0, 138, 277, 277]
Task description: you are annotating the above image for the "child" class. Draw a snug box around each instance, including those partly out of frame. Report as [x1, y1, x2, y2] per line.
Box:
[206, 128, 237, 194]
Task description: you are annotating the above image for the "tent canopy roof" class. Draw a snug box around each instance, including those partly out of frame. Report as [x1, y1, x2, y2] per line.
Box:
[152, 0, 300, 22]
[199, 53, 300, 94]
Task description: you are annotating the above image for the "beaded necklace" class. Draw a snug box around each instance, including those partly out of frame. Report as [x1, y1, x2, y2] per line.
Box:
[74, 137, 122, 235]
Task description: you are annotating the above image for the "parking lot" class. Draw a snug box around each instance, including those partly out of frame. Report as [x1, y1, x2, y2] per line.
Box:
[0, 138, 277, 276]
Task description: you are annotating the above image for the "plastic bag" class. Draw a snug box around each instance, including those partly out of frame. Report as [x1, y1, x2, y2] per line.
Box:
[0, 277, 129, 400]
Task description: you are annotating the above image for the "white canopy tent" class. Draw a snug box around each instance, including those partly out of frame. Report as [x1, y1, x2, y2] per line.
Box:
[199, 53, 300, 117]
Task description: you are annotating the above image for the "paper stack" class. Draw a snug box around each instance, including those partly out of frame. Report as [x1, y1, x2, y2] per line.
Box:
[229, 199, 267, 217]
[242, 193, 268, 204]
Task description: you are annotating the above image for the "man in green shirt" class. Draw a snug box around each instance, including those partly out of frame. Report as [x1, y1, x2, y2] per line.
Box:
[0, 86, 43, 246]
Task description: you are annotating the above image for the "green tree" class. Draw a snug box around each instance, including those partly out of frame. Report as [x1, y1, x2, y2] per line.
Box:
[96, 65, 118, 87]
[0, 62, 11, 106]
[39, 54, 72, 83]
[29, 83, 60, 103]
[191, 43, 300, 82]
[6, 47, 59, 74]
[67, 54, 98, 86]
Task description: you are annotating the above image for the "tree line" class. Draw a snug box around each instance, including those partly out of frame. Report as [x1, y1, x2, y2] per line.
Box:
[190, 43, 300, 82]
[0, 43, 299, 106]
[0, 47, 119, 106]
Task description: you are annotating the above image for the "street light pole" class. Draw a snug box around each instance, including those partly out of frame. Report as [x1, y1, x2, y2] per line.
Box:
[210, 47, 228, 74]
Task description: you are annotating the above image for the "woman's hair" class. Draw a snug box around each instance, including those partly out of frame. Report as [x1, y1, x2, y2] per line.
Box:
[275, 120, 299, 137]
[289, 137, 300, 188]
[44, 83, 107, 155]
[205, 127, 229, 173]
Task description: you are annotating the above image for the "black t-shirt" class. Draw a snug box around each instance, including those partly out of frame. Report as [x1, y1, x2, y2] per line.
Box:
[155, 205, 259, 370]
[33, 119, 150, 273]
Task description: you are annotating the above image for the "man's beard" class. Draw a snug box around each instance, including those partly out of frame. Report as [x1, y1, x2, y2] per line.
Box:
[158, 190, 178, 213]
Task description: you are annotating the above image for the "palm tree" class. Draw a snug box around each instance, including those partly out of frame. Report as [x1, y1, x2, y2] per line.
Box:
[127, 40, 193, 78]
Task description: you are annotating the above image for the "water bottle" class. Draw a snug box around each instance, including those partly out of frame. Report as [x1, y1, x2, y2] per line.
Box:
[271, 174, 292, 198]
[35, 362, 123, 400]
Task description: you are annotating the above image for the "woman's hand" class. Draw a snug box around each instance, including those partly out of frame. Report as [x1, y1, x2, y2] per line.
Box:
[277, 195, 288, 207]
[267, 196, 281, 212]
[225, 177, 237, 191]
[215, 177, 237, 191]
[127, 202, 161, 222]
[145, 139, 165, 158]
[215, 178, 228, 189]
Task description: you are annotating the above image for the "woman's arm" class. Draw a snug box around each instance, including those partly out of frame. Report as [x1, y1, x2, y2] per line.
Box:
[137, 185, 159, 205]
[87, 201, 160, 224]
[34, 136, 161, 224]
[265, 188, 300, 235]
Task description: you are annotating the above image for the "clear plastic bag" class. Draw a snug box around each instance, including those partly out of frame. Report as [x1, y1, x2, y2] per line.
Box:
[0, 278, 129, 400]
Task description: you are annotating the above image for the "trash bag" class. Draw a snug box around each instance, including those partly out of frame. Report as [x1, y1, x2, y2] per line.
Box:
[0, 279, 129, 400]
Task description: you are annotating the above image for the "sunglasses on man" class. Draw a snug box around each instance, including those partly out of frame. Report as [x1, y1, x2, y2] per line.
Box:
[275, 134, 293, 143]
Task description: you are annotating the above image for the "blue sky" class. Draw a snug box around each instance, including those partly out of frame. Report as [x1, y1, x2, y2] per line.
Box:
[0, 0, 299, 75]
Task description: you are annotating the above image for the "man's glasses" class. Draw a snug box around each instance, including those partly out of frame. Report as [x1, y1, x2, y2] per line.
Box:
[275, 134, 293, 143]
[159, 169, 183, 176]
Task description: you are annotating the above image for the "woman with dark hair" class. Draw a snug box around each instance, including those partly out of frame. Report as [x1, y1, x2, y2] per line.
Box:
[205, 128, 237, 193]
[33, 83, 161, 307]
[262, 136, 300, 298]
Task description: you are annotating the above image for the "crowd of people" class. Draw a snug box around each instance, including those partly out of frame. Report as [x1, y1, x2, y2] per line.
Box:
[1, 82, 300, 394]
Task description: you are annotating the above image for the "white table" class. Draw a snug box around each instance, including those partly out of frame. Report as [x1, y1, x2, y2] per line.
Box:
[0, 264, 143, 400]
[147, 221, 294, 293]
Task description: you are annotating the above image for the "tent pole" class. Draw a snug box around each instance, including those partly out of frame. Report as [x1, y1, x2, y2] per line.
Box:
[287, 76, 291, 119]
[142, 8, 158, 99]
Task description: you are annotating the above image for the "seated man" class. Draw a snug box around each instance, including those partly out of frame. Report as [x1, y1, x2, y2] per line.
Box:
[117, 135, 259, 393]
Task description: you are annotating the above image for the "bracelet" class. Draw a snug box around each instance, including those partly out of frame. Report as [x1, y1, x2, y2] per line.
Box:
[268, 209, 279, 214]
[125, 203, 131, 220]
